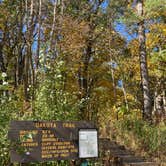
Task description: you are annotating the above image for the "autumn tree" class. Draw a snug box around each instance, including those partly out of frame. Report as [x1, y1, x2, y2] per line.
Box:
[136, 0, 152, 121]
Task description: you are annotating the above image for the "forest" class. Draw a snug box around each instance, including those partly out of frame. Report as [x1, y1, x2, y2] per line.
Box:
[0, 0, 166, 165]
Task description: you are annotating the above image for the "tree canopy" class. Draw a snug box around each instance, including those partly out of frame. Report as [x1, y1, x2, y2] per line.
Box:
[0, 0, 165, 165]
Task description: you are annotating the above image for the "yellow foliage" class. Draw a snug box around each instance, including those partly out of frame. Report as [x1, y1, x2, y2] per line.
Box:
[146, 23, 166, 49]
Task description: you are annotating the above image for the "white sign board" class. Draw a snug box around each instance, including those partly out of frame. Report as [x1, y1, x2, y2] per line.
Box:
[79, 129, 98, 158]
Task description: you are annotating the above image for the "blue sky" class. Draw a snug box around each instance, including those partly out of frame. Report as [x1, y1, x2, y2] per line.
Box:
[101, 0, 136, 42]
[115, 23, 137, 42]
[101, 0, 108, 9]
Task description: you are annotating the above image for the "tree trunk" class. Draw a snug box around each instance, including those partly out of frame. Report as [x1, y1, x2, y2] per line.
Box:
[78, 1, 103, 120]
[79, 40, 92, 120]
[0, 43, 6, 73]
[17, 0, 25, 87]
[154, 79, 166, 123]
[24, 48, 29, 101]
[137, 0, 152, 121]
[24, 0, 34, 101]
[36, 0, 42, 69]
[50, 0, 57, 57]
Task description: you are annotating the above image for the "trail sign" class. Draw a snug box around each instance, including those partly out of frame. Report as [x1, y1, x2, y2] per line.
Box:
[8, 121, 95, 163]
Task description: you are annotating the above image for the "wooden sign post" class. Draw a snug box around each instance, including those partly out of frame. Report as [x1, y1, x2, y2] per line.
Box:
[8, 121, 96, 163]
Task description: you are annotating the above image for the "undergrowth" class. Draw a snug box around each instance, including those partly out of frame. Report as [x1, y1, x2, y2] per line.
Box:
[109, 118, 166, 162]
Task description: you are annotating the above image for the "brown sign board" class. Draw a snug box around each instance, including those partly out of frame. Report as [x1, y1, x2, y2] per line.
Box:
[8, 121, 95, 163]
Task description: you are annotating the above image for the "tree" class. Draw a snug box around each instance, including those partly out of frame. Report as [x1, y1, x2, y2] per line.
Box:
[136, 0, 152, 121]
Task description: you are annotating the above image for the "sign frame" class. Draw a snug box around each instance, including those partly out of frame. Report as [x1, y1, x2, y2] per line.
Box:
[78, 128, 99, 159]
